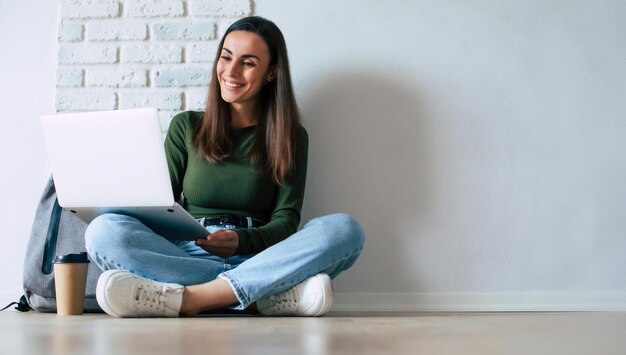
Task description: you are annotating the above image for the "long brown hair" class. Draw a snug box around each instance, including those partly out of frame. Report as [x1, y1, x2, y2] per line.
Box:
[193, 16, 301, 184]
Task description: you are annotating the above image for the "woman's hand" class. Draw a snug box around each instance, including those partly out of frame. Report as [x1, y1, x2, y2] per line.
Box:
[195, 230, 239, 258]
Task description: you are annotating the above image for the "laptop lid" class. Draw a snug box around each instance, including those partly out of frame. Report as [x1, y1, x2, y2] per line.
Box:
[41, 108, 174, 208]
[40, 108, 209, 240]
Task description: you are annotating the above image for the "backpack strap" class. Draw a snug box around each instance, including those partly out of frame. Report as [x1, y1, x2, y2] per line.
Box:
[0, 295, 32, 312]
[41, 198, 62, 275]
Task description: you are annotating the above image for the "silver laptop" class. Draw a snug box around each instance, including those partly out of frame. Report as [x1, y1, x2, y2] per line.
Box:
[40, 108, 208, 240]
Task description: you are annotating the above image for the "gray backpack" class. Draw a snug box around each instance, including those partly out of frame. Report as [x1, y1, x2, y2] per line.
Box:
[20, 177, 103, 312]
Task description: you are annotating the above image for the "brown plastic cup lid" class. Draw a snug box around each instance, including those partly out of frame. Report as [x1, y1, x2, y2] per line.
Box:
[53, 252, 90, 264]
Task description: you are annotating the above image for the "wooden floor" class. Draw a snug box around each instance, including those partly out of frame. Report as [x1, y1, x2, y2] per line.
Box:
[1, 311, 625, 354]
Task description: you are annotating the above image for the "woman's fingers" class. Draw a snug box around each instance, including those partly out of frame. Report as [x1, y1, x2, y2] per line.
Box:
[195, 229, 239, 257]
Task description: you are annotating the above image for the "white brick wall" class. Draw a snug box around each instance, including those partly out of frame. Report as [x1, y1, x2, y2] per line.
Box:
[126, 0, 185, 18]
[57, 68, 84, 87]
[87, 21, 148, 41]
[61, 0, 121, 18]
[191, 0, 252, 17]
[56, 0, 253, 131]
[122, 45, 183, 63]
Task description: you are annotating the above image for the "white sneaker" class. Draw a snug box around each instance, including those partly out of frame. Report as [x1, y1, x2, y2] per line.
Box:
[257, 274, 333, 316]
[96, 270, 184, 318]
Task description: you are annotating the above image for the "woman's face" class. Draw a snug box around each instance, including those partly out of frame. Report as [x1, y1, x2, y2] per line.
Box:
[216, 30, 274, 108]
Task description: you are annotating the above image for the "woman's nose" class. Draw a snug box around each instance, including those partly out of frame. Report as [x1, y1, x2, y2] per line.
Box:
[224, 61, 240, 77]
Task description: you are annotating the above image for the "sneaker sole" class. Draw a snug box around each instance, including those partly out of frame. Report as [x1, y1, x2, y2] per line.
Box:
[310, 274, 333, 316]
[96, 269, 128, 318]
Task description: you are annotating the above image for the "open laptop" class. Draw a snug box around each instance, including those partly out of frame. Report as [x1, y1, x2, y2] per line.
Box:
[40, 108, 209, 240]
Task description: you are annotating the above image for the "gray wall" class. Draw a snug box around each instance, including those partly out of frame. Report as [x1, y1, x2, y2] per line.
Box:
[254, 0, 626, 304]
[2, 0, 625, 309]
[1, 0, 58, 304]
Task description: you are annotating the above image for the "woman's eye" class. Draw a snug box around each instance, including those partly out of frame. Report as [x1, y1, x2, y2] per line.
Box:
[243, 61, 255, 67]
[220, 56, 231, 61]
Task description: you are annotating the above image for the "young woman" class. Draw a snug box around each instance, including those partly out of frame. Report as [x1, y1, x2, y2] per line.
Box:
[85, 16, 364, 317]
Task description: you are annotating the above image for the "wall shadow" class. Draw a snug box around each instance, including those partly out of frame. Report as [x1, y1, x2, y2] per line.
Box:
[300, 70, 436, 292]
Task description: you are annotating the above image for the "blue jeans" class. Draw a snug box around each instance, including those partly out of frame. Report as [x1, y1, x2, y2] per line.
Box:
[84, 213, 364, 310]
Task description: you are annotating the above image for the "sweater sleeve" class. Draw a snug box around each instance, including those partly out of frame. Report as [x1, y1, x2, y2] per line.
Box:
[234, 127, 309, 255]
[164, 112, 190, 202]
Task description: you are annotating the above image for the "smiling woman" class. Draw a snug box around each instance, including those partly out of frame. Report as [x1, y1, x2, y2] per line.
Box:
[84, 16, 365, 318]
[197, 17, 298, 184]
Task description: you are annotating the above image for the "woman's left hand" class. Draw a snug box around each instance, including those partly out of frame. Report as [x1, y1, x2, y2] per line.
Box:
[195, 230, 239, 258]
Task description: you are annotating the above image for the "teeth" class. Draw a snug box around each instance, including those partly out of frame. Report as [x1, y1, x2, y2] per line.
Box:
[225, 80, 244, 88]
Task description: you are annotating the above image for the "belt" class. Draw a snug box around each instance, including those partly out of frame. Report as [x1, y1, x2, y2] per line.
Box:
[200, 215, 266, 228]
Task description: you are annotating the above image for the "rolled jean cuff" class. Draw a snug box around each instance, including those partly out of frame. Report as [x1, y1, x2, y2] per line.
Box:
[217, 272, 250, 310]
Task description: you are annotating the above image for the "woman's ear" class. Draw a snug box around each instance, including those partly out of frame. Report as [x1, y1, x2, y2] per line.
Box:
[267, 66, 277, 82]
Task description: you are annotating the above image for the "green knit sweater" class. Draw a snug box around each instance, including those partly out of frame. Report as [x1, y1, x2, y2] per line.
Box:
[164, 111, 308, 255]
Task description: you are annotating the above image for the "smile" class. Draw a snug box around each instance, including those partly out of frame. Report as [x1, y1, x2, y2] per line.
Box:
[224, 80, 245, 88]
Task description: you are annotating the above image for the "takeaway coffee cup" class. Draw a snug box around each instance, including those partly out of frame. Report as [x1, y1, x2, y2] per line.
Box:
[53, 252, 90, 315]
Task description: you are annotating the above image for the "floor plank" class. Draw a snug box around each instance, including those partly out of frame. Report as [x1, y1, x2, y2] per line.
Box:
[1, 311, 625, 354]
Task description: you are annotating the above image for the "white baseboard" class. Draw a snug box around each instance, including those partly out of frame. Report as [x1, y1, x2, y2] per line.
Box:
[333, 292, 626, 312]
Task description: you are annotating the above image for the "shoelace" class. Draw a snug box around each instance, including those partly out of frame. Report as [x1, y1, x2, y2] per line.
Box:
[267, 287, 300, 311]
[134, 284, 170, 311]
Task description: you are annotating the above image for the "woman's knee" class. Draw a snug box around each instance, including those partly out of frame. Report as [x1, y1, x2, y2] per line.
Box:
[84, 213, 137, 253]
[310, 213, 365, 251]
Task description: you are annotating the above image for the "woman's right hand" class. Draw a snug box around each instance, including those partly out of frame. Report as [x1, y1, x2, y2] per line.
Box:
[195, 229, 239, 258]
